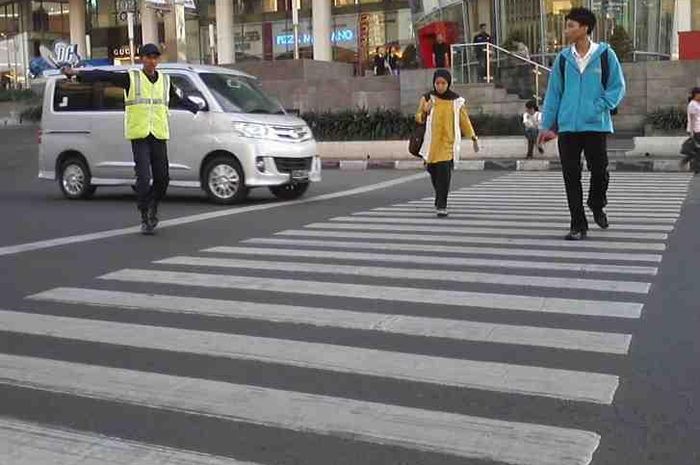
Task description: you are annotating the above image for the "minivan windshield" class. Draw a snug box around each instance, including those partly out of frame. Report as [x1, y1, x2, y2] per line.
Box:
[199, 73, 284, 115]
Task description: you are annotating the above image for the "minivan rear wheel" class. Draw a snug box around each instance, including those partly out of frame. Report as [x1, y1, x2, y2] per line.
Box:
[269, 182, 309, 200]
[202, 156, 248, 204]
[58, 157, 96, 200]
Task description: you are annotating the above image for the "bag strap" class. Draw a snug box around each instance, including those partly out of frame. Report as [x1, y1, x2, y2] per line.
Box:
[600, 48, 609, 90]
[559, 54, 566, 91]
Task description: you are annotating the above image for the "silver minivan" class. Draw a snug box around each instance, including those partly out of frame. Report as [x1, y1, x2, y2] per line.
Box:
[38, 63, 321, 204]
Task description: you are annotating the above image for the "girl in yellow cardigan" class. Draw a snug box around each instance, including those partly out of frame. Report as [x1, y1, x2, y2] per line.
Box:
[416, 69, 479, 217]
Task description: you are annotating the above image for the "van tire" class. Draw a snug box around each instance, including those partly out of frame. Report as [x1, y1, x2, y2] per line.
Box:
[58, 157, 96, 200]
[202, 156, 248, 204]
[269, 182, 310, 200]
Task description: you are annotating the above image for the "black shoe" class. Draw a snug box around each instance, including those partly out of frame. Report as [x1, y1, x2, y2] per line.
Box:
[140, 210, 155, 235]
[526, 154, 533, 159]
[537, 146, 545, 154]
[148, 205, 159, 228]
[565, 229, 587, 241]
[592, 210, 609, 229]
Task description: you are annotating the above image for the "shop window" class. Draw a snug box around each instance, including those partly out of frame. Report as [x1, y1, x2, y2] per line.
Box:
[262, 0, 277, 12]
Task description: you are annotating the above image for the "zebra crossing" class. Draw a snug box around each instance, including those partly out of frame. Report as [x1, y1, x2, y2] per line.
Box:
[2, 171, 693, 465]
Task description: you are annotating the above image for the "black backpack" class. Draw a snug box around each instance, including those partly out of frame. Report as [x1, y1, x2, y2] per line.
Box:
[559, 48, 618, 116]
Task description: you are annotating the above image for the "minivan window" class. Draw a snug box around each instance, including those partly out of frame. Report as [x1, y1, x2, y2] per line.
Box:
[169, 74, 205, 111]
[199, 73, 284, 114]
[53, 80, 94, 112]
[96, 82, 125, 111]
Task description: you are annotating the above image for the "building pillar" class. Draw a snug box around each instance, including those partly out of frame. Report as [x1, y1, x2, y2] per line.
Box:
[164, 0, 187, 62]
[312, 0, 332, 61]
[215, 0, 235, 64]
[672, 0, 692, 59]
[140, 1, 159, 46]
[68, 0, 87, 58]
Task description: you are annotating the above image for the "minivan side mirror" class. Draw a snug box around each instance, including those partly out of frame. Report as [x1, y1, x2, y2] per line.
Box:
[188, 95, 207, 111]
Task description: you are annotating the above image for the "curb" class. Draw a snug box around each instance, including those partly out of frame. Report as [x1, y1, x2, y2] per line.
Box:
[321, 159, 692, 172]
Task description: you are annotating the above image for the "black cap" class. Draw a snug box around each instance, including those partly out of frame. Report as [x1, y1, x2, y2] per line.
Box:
[139, 43, 161, 57]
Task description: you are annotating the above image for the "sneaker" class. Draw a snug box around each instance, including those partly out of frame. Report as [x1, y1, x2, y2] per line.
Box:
[537, 145, 545, 154]
[592, 209, 609, 229]
[148, 205, 159, 228]
[140, 210, 155, 235]
[564, 229, 587, 241]
[436, 209, 449, 218]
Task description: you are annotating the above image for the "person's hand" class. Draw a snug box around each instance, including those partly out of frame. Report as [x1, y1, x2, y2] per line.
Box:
[472, 138, 480, 153]
[61, 66, 77, 78]
[538, 130, 557, 145]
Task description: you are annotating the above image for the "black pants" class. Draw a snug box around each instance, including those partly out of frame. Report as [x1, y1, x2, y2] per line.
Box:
[558, 132, 609, 231]
[427, 160, 453, 209]
[132, 134, 169, 212]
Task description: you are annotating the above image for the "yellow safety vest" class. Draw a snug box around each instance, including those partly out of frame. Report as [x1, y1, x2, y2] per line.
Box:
[124, 70, 170, 140]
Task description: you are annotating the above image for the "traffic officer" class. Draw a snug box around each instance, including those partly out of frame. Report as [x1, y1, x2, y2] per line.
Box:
[62, 43, 200, 235]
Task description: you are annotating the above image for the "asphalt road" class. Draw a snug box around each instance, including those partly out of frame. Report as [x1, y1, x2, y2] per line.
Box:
[1, 126, 699, 465]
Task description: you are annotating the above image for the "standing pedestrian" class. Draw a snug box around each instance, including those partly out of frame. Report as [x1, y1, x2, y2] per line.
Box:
[432, 34, 450, 69]
[387, 45, 400, 76]
[539, 7, 626, 240]
[682, 87, 700, 173]
[62, 43, 201, 235]
[473, 24, 492, 81]
[373, 47, 391, 76]
[416, 69, 479, 217]
[522, 100, 544, 158]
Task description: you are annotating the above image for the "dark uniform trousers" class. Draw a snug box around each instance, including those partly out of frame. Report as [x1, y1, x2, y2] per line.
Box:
[557, 132, 609, 231]
[132, 134, 169, 212]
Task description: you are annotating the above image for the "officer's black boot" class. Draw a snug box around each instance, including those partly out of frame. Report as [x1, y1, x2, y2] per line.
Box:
[140, 209, 155, 235]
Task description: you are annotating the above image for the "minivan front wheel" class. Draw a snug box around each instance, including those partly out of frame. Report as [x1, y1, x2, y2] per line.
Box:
[58, 157, 96, 200]
[202, 156, 248, 204]
[269, 182, 310, 200]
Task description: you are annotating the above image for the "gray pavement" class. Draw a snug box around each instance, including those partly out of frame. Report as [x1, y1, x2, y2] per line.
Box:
[1, 127, 699, 465]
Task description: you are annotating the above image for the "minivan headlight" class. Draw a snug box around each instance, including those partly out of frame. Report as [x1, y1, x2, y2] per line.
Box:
[232, 122, 274, 139]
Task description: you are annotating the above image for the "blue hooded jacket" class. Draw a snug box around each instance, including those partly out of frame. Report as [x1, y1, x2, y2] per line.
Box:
[541, 42, 626, 134]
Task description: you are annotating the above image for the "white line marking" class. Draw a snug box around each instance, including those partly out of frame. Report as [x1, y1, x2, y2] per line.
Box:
[385, 205, 681, 218]
[29, 288, 632, 354]
[0, 310, 619, 403]
[100, 269, 644, 318]
[366, 209, 677, 224]
[305, 222, 668, 241]
[0, 173, 427, 258]
[228, 241, 658, 275]
[408, 199, 682, 207]
[448, 195, 686, 201]
[232, 237, 663, 263]
[0, 354, 602, 465]
[1, 417, 258, 465]
[337, 215, 673, 232]
[159, 256, 651, 294]
[276, 229, 666, 251]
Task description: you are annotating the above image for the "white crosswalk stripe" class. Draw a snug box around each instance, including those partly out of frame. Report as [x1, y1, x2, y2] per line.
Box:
[1, 418, 259, 465]
[6, 172, 692, 465]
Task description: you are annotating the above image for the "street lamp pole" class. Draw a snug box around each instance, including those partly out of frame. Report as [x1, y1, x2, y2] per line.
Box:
[127, 11, 135, 65]
[292, 0, 300, 60]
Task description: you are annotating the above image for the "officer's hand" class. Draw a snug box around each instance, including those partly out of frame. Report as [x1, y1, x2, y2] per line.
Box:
[61, 66, 77, 77]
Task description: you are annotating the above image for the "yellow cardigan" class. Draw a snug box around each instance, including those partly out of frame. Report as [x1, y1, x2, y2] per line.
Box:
[415, 96, 476, 164]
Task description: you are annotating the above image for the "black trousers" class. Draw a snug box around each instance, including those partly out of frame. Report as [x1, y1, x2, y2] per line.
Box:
[525, 128, 539, 157]
[131, 134, 169, 212]
[558, 132, 609, 231]
[426, 160, 453, 209]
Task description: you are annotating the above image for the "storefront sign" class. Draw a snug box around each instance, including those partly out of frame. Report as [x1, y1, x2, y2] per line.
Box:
[111, 45, 133, 59]
[51, 41, 81, 67]
[275, 28, 355, 46]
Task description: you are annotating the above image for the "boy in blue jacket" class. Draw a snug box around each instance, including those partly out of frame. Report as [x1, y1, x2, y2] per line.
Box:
[540, 7, 626, 240]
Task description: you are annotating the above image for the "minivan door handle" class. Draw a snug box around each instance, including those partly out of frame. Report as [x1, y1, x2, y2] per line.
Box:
[45, 130, 92, 135]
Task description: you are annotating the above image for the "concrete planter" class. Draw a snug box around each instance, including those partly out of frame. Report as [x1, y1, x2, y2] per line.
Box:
[625, 136, 687, 157]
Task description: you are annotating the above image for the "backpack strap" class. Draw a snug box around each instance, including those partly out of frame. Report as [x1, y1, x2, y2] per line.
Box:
[600, 48, 609, 89]
[559, 54, 566, 90]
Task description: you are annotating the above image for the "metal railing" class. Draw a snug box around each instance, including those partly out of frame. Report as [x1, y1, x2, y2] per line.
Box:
[450, 42, 551, 103]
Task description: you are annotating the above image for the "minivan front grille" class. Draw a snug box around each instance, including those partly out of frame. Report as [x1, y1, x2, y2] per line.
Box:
[274, 157, 313, 173]
[272, 126, 312, 142]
